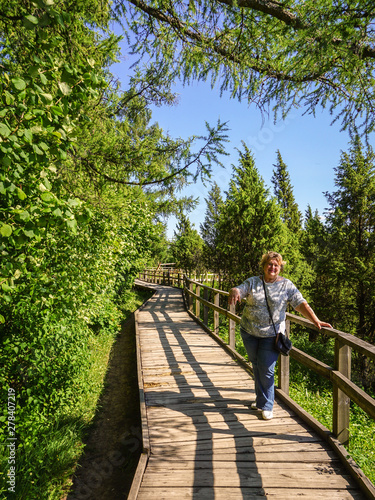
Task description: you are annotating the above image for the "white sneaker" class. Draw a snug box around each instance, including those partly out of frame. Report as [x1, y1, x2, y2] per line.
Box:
[250, 402, 259, 410]
[262, 410, 273, 420]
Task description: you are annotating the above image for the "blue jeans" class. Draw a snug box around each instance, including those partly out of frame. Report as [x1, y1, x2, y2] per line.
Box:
[240, 327, 279, 411]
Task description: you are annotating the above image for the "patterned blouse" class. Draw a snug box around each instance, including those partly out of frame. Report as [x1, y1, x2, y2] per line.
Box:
[235, 276, 305, 338]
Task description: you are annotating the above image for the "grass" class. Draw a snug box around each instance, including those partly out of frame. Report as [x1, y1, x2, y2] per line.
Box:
[289, 328, 375, 485]
[0, 288, 152, 500]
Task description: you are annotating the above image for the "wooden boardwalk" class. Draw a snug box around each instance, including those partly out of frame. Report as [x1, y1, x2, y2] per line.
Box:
[133, 281, 368, 499]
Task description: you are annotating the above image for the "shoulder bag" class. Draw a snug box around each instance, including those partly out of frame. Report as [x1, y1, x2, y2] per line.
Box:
[262, 278, 292, 356]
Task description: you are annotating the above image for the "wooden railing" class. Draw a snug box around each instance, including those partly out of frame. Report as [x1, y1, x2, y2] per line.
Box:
[140, 268, 220, 288]
[138, 269, 375, 447]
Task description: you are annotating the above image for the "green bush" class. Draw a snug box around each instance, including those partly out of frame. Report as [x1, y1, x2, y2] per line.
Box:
[0, 287, 151, 498]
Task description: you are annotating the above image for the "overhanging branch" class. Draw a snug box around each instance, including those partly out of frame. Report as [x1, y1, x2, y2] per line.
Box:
[126, 0, 375, 66]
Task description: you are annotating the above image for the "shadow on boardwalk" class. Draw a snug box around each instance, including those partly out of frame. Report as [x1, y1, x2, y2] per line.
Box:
[136, 285, 361, 499]
[146, 295, 264, 498]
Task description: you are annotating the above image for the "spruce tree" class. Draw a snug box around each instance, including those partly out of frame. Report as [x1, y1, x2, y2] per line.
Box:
[200, 182, 224, 272]
[324, 136, 375, 346]
[171, 212, 204, 274]
[299, 205, 331, 335]
[217, 144, 289, 285]
[301, 205, 327, 268]
[271, 150, 302, 234]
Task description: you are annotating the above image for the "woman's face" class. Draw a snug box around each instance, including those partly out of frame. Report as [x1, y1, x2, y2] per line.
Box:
[263, 259, 281, 282]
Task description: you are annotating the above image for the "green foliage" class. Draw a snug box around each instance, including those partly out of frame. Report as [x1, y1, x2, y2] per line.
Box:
[200, 181, 224, 271]
[290, 329, 375, 484]
[0, 0, 113, 314]
[216, 143, 288, 281]
[271, 150, 302, 234]
[121, 0, 375, 134]
[171, 212, 204, 273]
[0, 0, 208, 497]
[0, 288, 151, 498]
[197, 144, 313, 294]
[146, 223, 175, 267]
[214, 144, 313, 290]
[322, 137, 375, 346]
[348, 404, 375, 484]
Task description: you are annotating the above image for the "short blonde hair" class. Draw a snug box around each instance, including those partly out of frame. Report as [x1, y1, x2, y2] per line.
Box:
[259, 251, 286, 272]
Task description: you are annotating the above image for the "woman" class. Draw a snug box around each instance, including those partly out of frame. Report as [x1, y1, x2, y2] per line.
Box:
[228, 251, 332, 420]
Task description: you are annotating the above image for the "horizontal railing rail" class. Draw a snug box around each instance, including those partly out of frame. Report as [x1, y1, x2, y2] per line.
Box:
[138, 269, 375, 446]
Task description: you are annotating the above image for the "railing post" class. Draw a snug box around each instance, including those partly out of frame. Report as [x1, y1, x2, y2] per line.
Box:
[229, 303, 235, 349]
[203, 288, 209, 326]
[278, 319, 290, 394]
[333, 339, 351, 445]
[189, 280, 194, 313]
[195, 284, 201, 318]
[214, 292, 220, 335]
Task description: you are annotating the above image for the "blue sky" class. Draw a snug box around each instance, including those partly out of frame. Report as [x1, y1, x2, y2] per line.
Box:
[111, 46, 356, 240]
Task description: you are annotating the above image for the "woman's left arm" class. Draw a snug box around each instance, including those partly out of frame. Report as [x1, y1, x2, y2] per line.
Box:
[295, 301, 333, 330]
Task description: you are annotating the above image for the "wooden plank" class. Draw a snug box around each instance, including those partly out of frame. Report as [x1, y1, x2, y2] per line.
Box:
[142, 369, 255, 379]
[139, 469, 357, 489]
[149, 434, 327, 450]
[146, 407, 294, 423]
[148, 451, 340, 463]
[147, 426, 320, 446]
[127, 453, 149, 500]
[147, 414, 304, 432]
[134, 309, 150, 454]
[138, 487, 364, 500]
[149, 438, 330, 455]
[144, 390, 261, 404]
[146, 458, 341, 470]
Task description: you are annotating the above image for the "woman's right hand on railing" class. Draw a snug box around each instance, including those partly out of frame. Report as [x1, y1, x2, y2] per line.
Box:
[228, 288, 241, 306]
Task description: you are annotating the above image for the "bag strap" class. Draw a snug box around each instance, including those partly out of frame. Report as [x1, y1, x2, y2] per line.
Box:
[261, 277, 278, 337]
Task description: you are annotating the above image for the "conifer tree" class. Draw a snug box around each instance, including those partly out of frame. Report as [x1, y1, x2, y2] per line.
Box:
[217, 144, 288, 285]
[200, 182, 224, 272]
[271, 150, 302, 233]
[301, 205, 327, 267]
[324, 136, 375, 346]
[299, 205, 331, 334]
[121, 0, 375, 134]
[171, 212, 204, 274]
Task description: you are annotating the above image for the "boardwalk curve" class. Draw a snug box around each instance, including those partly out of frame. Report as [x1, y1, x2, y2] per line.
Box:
[131, 281, 367, 499]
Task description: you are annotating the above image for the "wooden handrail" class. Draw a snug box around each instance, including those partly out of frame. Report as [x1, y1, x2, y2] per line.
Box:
[186, 287, 239, 322]
[185, 276, 229, 295]
[138, 268, 375, 448]
[286, 312, 375, 360]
